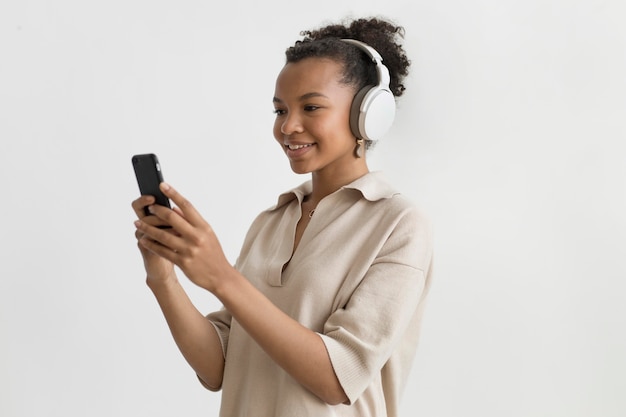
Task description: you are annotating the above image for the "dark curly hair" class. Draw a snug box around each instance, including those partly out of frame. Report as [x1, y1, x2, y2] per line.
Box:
[285, 17, 411, 98]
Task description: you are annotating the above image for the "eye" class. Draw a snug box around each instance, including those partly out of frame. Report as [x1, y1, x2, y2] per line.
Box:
[273, 108, 286, 116]
[304, 105, 320, 112]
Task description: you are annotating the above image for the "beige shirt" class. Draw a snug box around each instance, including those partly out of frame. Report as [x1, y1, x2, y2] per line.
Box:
[206, 172, 434, 417]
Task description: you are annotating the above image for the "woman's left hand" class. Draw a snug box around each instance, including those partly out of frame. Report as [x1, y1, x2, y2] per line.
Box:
[134, 182, 233, 293]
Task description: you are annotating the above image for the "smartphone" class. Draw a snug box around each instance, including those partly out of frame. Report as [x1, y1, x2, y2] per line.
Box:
[132, 153, 172, 215]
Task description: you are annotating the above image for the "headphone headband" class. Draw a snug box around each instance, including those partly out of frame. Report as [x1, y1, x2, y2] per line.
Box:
[341, 39, 391, 88]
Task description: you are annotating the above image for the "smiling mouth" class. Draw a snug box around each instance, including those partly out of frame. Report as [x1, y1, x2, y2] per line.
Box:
[286, 143, 314, 150]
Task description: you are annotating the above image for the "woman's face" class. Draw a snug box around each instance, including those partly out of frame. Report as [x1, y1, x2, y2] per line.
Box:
[273, 57, 359, 176]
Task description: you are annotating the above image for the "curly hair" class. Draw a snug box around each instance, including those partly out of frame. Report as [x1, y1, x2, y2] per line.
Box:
[284, 17, 411, 98]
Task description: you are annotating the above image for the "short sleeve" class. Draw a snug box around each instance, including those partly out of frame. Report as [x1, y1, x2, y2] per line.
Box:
[318, 207, 432, 403]
[206, 307, 232, 359]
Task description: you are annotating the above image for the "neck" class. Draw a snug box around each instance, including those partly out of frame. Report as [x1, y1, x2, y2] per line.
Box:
[307, 162, 369, 205]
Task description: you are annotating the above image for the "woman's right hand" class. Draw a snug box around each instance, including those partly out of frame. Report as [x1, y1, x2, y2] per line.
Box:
[132, 193, 226, 390]
[131, 195, 176, 285]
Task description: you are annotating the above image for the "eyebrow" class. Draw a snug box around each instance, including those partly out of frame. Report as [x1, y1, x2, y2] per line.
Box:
[273, 92, 329, 103]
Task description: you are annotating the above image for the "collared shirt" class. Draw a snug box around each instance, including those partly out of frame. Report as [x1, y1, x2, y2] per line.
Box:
[206, 171, 434, 417]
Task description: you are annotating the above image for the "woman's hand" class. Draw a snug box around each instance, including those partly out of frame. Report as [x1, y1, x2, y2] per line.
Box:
[131, 194, 178, 285]
[133, 183, 233, 293]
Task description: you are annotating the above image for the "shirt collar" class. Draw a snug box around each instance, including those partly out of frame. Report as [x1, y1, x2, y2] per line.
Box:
[269, 171, 399, 211]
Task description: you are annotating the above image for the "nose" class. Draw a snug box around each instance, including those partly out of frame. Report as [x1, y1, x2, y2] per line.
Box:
[280, 112, 304, 135]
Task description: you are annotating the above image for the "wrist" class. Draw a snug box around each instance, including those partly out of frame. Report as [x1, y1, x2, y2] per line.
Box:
[211, 265, 246, 303]
[146, 273, 179, 293]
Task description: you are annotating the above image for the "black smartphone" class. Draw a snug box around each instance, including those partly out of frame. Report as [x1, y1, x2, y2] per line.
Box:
[132, 153, 172, 215]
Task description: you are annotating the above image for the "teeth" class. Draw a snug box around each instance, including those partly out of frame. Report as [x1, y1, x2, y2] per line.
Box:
[287, 144, 313, 150]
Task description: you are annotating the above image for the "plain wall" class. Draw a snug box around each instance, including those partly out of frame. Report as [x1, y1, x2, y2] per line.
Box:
[1, 1, 625, 416]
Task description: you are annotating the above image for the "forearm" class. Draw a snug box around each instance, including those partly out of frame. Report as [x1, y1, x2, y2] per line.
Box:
[148, 277, 225, 390]
[213, 270, 348, 405]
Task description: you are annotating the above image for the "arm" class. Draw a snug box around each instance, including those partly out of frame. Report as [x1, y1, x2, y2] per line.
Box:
[147, 277, 225, 391]
[132, 194, 225, 390]
[215, 267, 348, 405]
[134, 184, 348, 405]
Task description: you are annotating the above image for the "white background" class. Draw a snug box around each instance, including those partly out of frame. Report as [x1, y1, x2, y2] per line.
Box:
[1, 1, 625, 416]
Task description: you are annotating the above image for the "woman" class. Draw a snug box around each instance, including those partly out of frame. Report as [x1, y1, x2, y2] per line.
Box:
[132, 16, 433, 417]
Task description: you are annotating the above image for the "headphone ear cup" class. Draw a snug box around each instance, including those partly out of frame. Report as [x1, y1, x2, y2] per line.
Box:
[362, 88, 396, 141]
[350, 86, 396, 141]
[349, 86, 372, 139]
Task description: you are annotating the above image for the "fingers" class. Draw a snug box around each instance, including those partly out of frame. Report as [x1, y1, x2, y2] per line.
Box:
[144, 203, 194, 238]
[158, 183, 203, 227]
[134, 216, 172, 244]
[132, 183, 194, 223]
[137, 233, 178, 262]
[133, 182, 210, 256]
[143, 213, 176, 231]
[135, 219, 184, 257]
[172, 206, 185, 218]
[131, 195, 155, 219]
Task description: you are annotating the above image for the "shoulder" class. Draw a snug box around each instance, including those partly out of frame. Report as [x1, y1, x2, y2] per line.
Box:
[346, 171, 431, 227]
[352, 173, 433, 267]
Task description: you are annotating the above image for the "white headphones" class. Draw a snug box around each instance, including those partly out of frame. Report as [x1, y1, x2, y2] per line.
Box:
[342, 39, 396, 142]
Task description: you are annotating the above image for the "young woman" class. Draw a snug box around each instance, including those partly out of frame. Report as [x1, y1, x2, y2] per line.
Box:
[132, 17, 433, 417]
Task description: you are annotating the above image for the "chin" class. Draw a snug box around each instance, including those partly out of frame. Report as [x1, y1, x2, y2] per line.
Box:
[289, 162, 314, 175]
